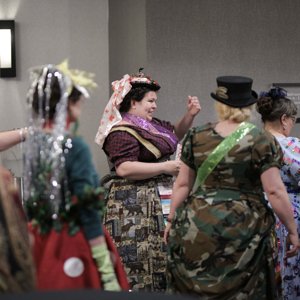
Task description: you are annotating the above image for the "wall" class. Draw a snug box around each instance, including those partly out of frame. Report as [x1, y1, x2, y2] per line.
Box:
[109, 0, 147, 83]
[0, 0, 109, 176]
[145, 0, 300, 135]
[1, 0, 300, 178]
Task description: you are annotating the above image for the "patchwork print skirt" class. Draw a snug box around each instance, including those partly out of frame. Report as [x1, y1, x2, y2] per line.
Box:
[103, 175, 173, 292]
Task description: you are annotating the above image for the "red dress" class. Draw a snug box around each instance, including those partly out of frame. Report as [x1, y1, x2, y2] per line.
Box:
[30, 224, 129, 291]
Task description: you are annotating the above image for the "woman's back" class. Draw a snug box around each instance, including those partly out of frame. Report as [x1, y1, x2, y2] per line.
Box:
[167, 122, 282, 298]
[182, 122, 281, 202]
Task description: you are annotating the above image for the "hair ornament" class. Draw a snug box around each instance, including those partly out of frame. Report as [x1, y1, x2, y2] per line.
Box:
[259, 87, 287, 100]
[24, 64, 70, 218]
[130, 67, 160, 89]
[137, 67, 145, 77]
[95, 74, 132, 146]
[95, 69, 160, 147]
[215, 86, 229, 100]
[56, 59, 97, 98]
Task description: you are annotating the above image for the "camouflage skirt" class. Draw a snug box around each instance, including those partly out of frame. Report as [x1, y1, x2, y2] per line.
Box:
[104, 176, 171, 292]
[167, 195, 278, 299]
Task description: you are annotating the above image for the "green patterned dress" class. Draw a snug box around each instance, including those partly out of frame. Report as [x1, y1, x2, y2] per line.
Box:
[167, 123, 282, 299]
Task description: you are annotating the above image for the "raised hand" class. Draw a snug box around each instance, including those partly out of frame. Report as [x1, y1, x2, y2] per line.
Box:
[187, 95, 201, 117]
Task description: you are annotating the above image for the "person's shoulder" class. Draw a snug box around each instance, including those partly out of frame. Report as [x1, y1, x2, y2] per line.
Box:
[104, 126, 139, 149]
[67, 135, 90, 152]
[282, 136, 300, 143]
[248, 127, 278, 147]
[278, 136, 300, 150]
[69, 134, 85, 144]
[182, 123, 214, 143]
[190, 122, 214, 134]
[249, 128, 283, 157]
[253, 127, 275, 140]
[242, 124, 272, 140]
[106, 125, 138, 138]
[152, 117, 172, 127]
[152, 117, 163, 124]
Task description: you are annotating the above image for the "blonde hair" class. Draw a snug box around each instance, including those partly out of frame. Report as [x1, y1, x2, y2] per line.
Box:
[214, 101, 254, 122]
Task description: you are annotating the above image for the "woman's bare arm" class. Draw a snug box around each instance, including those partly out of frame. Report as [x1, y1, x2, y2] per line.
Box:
[261, 167, 299, 257]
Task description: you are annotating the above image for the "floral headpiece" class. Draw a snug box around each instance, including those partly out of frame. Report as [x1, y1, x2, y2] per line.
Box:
[95, 68, 160, 147]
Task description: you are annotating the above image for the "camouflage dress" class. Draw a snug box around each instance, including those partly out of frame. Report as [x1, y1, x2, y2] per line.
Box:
[167, 123, 282, 299]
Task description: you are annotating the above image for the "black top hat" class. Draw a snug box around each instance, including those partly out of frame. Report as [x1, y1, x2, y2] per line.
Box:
[211, 76, 258, 108]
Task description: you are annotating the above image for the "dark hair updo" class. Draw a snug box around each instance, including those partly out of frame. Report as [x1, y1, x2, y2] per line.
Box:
[256, 87, 297, 123]
[118, 70, 161, 113]
[119, 86, 157, 113]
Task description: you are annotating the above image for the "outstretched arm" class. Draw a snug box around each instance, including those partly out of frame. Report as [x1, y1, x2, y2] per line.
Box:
[116, 160, 181, 180]
[174, 96, 201, 140]
[0, 128, 27, 151]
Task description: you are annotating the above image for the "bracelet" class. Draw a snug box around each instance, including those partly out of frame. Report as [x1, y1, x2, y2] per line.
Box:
[19, 128, 27, 142]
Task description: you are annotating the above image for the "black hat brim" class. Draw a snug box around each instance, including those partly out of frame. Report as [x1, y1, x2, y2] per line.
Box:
[210, 90, 258, 108]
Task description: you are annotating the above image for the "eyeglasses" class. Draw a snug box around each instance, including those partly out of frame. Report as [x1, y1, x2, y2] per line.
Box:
[290, 116, 297, 124]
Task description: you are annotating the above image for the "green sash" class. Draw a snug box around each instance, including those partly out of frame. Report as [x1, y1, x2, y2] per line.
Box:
[192, 122, 256, 193]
